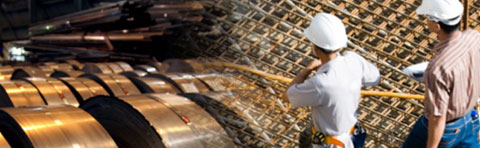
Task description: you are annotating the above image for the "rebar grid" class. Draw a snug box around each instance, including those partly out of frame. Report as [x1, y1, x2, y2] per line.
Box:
[175, 0, 480, 147]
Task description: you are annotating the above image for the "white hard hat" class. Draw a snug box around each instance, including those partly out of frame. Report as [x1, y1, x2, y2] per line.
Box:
[304, 13, 347, 52]
[416, 0, 463, 25]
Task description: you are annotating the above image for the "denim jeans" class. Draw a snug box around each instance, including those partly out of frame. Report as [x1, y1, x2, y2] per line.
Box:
[403, 110, 480, 148]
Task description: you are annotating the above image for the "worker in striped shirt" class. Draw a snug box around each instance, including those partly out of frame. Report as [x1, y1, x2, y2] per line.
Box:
[403, 0, 480, 147]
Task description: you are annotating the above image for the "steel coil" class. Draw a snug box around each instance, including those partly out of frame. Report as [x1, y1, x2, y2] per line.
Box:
[50, 70, 85, 77]
[0, 132, 10, 148]
[59, 77, 109, 103]
[133, 65, 157, 73]
[65, 60, 84, 70]
[11, 67, 48, 80]
[0, 106, 117, 147]
[148, 73, 211, 93]
[116, 62, 133, 72]
[0, 81, 45, 107]
[83, 63, 114, 74]
[81, 94, 233, 148]
[0, 66, 14, 81]
[24, 77, 79, 107]
[128, 77, 180, 93]
[81, 74, 141, 96]
[120, 70, 148, 77]
[106, 63, 123, 74]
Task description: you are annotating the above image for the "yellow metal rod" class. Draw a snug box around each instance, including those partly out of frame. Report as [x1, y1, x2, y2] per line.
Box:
[204, 62, 425, 100]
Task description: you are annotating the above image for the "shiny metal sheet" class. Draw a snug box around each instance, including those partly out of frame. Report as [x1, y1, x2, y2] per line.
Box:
[25, 77, 79, 107]
[134, 65, 157, 73]
[111, 75, 141, 95]
[51, 70, 85, 77]
[85, 74, 140, 96]
[0, 132, 10, 148]
[0, 66, 14, 81]
[116, 62, 133, 72]
[60, 77, 109, 101]
[167, 74, 211, 93]
[121, 70, 148, 77]
[65, 60, 84, 70]
[118, 95, 202, 148]
[83, 63, 113, 74]
[0, 81, 45, 107]
[106, 63, 123, 74]
[11, 67, 48, 80]
[130, 77, 179, 93]
[0, 106, 117, 147]
[148, 93, 233, 147]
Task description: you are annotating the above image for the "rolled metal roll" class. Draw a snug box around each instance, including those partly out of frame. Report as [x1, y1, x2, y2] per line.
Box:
[59, 77, 109, 103]
[50, 70, 85, 77]
[106, 63, 123, 74]
[0, 132, 10, 148]
[128, 77, 180, 93]
[148, 73, 211, 93]
[42, 63, 74, 71]
[81, 94, 233, 148]
[11, 67, 48, 80]
[83, 63, 113, 74]
[81, 74, 141, 96]
[0, 66, 14, 81]
[23, 77, 79, 107]
[116, 62, 133, 72]
[133, 65, 157, 73]
[38, 66, 55, 75]
[0, 106, 117, 147]
[0, 81, 45, 107]
[146, 62, 163, 71]
[148, 94, 233, 147]
[65, 60, 84, 70]
[120, 70, 148, 77]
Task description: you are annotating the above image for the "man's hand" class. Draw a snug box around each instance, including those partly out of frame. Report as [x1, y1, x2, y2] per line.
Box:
[426, 114, 446, 148]
[306, 60, 323, 71]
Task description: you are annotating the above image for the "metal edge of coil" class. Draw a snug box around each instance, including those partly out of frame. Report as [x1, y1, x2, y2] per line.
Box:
[0, 131, 10, 148]
[57, 77, 95, 104]
[11, 67, 48, 80]
[146, 73, 184, 93]
[133, 65, 157, 73]
[50, 70, 85, 78]
[83, 63, 113, 74]
[0, 106, 117, 148]
[127, 76, 180, 94]
[80, 74, 124, 96]
[23, 77, 78, 106]
[115, 62, 133, 72]
[0, 66, 14, 81]
[147, 93, 234, 147]
[166, 73, 212, 93]
[106, 63, 123, 74]
[120, 70, 148, 77]
[0, 80, 45, 107]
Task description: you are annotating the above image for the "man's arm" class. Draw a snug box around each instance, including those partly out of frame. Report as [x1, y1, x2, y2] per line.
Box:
[426, 113, 446, 148]
[282, 60, 322, 103]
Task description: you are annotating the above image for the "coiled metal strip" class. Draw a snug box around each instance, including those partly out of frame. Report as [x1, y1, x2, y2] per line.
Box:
[50, 70, 85, 77]
[116, 62, 133, 72]
[83, 63, 113, 74]
[59, 77, 109, 102]
[0, 81, 45, 107]
[11, 67, 48, 80]
[82, 74, 141, 96]
[0, 66, 14, 81]
[128, 77, 180, 93]
[0, 132, 10, 148]
[148, 93, 233, 147]
[149, 73, 211, 93]
[0, 106, 117, 148]
[106, 63, 123, 74]
[133, 65, 157, 73]
[24, 78, 79, 107]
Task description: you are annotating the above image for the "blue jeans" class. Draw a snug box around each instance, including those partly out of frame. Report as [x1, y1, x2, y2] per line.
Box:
[403, 110, 480, 148]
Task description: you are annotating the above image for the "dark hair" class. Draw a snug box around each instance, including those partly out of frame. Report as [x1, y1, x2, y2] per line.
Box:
[438, 18, 460, 34]
[314, 45, 337, 54]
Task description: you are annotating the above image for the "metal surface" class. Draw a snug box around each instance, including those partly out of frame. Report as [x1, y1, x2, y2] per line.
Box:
[116, 62, 133, 72]
[194, 73, 251, 91]
[83, 63, 114, 74]
[24, 77, 79, 107]
[59, 77, 109, 102]
[0, 80, 45, 107]
[151, 73, 211, 93]
[0, 106, 117, 148]
[106, 63, 123, 74]
[0, 132, 10, 148]
[51, 70, 85, 78]
[0, 66, 14, 81]
[134, 65, 157, 73]
[118, 95, 203, 148]
[129, 77, 180, 93]
[147, 93, 234, 147]
[65, 60, 84, 70]
[82, 74, 141, 96]
[121, 70, 148, 77]
[11, 67, 48, 80]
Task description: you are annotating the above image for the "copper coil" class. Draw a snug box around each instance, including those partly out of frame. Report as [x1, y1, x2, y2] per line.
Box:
[23, 77, 79, 107]
[0, 66, 14, 81]
[51, 70, 85, 77]
[133, 65, 157, 73]
[0, 132, 10, 148]
[82, 94, 233, 147]
[0, 106, 117, 147]
[148, 73, 211, 93]
[83, 63, 114, 74]
[11, 67, 48, 80]
[128, 77, 180, 93]
[65, 60, 84, 70]
[59, 77, 109, 102]
[115, 62, 133, 72]
[120, 70, 148, 77]
[81, 74, 141, 96]
[105, 63, 124, 74]
[0, 80, 45, 107]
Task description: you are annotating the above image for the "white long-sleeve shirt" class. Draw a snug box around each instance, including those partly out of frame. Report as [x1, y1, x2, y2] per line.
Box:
[287, 51, 380, 137]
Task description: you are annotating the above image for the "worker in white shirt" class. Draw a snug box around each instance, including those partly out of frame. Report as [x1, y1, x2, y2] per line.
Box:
[285, 13, 381, 148]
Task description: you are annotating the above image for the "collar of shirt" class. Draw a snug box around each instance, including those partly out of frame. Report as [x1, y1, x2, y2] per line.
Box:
[316, 54, 344, 74]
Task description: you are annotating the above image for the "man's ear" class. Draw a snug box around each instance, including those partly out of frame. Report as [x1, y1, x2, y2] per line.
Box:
[433, 23, 442, 33]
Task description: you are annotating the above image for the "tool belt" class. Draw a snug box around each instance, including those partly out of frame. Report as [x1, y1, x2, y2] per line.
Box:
[311, 126, 353, 147]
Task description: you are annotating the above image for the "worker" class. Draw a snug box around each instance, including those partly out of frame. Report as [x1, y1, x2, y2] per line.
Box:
[403, 0, 480, 147]
[285, 13, 381, 148]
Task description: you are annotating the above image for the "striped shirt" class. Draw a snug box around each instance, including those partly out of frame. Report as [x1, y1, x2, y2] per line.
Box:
[424, 29, 480, 121]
